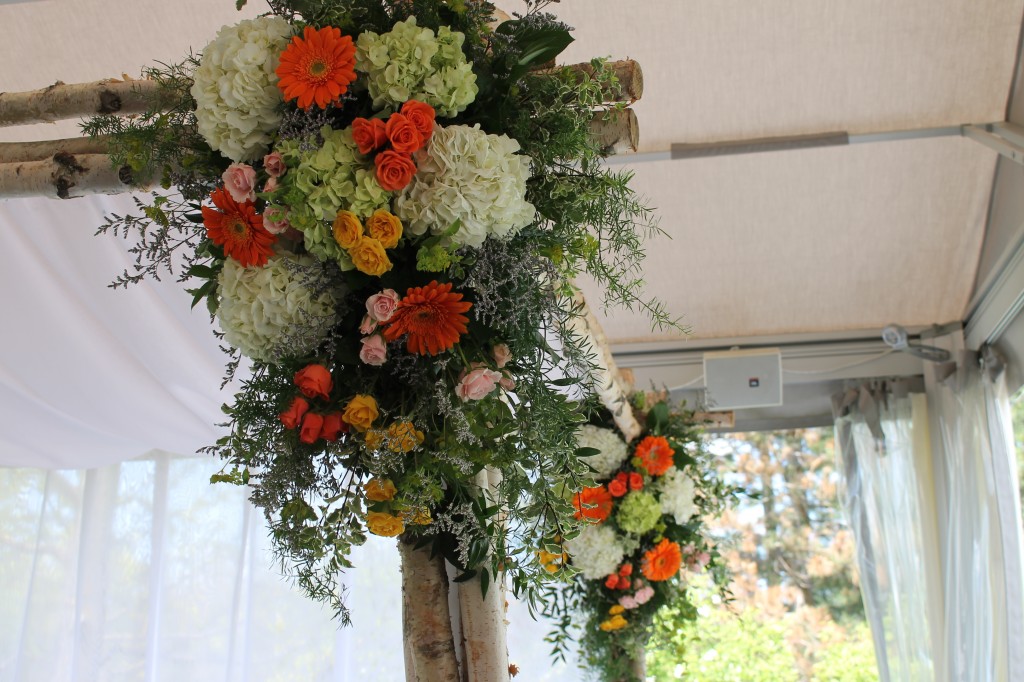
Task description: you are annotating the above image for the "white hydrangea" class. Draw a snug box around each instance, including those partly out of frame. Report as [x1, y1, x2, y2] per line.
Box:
[355, 17, 478, 116]
[217, 252, 340, 361]
[395, 124, 535, 248]
[657, 466, 698, 523]
[190, 16, 292, 162]
[576, 424, 629, 478]
[565, 524, 627, 579]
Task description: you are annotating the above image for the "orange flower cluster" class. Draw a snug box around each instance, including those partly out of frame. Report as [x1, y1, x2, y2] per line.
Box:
[641, 538, 682, 581]
[202, 187, 276, 267]
[634, 435, 675, 476]
[608, 471, 644, 497]
[604, 562, 633, 590]
[572, 485, 613, 523]
[384, 281, 472, 356]
[279, 364, 346, 444]
[352, 100, 436, 192]
[276, 25, 357, 110]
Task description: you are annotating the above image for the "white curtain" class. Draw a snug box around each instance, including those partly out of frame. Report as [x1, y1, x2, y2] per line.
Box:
[0, 452, 578, 682]
[929, 350, 1024, 682]
[833, 381, 943, 682]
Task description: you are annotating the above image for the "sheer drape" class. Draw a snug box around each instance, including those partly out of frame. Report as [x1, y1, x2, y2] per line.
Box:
[929, 351, 1024, 682]
[833, 381, 942, 682]
[0, 452, 577, 682]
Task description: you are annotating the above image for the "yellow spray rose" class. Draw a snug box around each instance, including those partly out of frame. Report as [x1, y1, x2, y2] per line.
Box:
[363, 428, 385, 450]
[365, 209, 403, 249]
[408, 508, 432, 525]
[387, 420, 425, 452]
[332, 210, 363, 249]
[364, 478, 397, 502]
[342, 394, 379, 432]
[599, 614, 628, 632]
[366, 511, 405, 537]
[348, 237, 393, 277]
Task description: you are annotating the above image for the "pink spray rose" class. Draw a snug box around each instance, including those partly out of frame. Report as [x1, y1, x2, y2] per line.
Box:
[359, 335, 388, 366]
[222, 162, 257, 203]
[492, 343, 512, 369]
[263, 151, 286, 178]
[634, 586, 655, 605]
[263, 176, 279, 193]
[359, 315, 378, 335]
[619, 595, 639, 610]
[499, 373, 515, 391]
[366, 289, 401, 323]
[262, 205, 291, 235]
[456, 367, 502, 402]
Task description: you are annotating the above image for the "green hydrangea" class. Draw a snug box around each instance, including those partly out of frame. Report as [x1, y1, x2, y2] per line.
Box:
[416, 244, 452, 272]
[276, 126, 389, 270]
[355, 17, 478, 116]
[615, 491, 662, 535]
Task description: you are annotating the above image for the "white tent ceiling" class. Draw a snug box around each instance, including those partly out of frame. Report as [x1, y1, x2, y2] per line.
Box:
[1, 0, 1023, 462]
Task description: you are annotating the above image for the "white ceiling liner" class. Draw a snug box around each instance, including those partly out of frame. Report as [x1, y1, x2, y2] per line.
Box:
[580, 137, 996, 342]
[508, 0, 1024, 151]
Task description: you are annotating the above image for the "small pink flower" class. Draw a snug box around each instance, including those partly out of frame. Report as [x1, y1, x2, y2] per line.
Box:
[366, 289, 401, 323]
[499, 372, 515, 391]
[492, 343, 512, 369]
[619, 595, 639, 610]
[262, 205, 290, 235]
[634, 586, 655, 605]
[222, 162, 257, 203]
[263, 151, 286, 178]
[694, 552, 710, 569]
[359, 315, 378, 335]
[456, 367, 502, 402]
[359, 335, 387, 366]
[263, 176, 279, 193]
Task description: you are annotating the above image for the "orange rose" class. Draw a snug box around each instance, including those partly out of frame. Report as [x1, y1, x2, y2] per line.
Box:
[352, 117, 387, 155]
[374, 150, 417, 191]
[400, 99, 436, 139]
[300, 412, 324, 444]
[319, 412, 345, 441]
[348, 237, 393, 277]
[365, 210, 403, 249]
[333, 210, 363, 249]
[294, 364, 333, 400]
[385, 113, 424, 153]
[279, 396, 309, 429]
[608, 478, 627, 498]
[342, 394, 379, 432]
[628, 472, 644, 490]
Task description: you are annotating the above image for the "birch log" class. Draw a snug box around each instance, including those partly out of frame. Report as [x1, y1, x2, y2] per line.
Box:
[549, 59, 644, 103]
[571, 290, 642, 442]
[399, 537, 463, 682]
[0, 79, 161, 127]
[0, 136, 111, 164]
[0, 109, 634, 199]
[0, 153, 142, 200]
[456, 468, 509, 682]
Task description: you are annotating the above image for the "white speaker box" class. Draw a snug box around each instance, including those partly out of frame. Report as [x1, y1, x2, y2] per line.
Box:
[702, 348, 783, 411]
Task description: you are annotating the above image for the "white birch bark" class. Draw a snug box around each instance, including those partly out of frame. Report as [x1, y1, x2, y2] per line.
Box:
[571, 291, 642, 441]
[589, 108, 640, 155]
[0, 136, 111, 164]
[399, 537, 463, 682]
[456, 468, 510, 682]
[0, 79, 160, 127]
[0, 154, 145, 200]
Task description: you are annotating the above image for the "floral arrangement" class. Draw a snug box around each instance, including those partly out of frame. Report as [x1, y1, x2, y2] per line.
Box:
[86, 0, 675, 624]
[542, 395, 739, 682]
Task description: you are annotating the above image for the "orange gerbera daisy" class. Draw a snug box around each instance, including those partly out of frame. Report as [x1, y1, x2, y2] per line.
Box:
[642, 538, 682, 581]
[383, 281, 472, 356]
[276, 25, 357, 110]
[572, 485, 614, 523]
[201, 187, 276, 267]
[634, 435, 675, 476]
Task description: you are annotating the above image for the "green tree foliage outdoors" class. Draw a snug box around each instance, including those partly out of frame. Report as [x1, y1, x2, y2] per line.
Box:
[647, 428, 878, 681]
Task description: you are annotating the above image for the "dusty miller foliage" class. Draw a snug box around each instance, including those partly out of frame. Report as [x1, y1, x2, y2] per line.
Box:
[88, 0, 682, 624]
